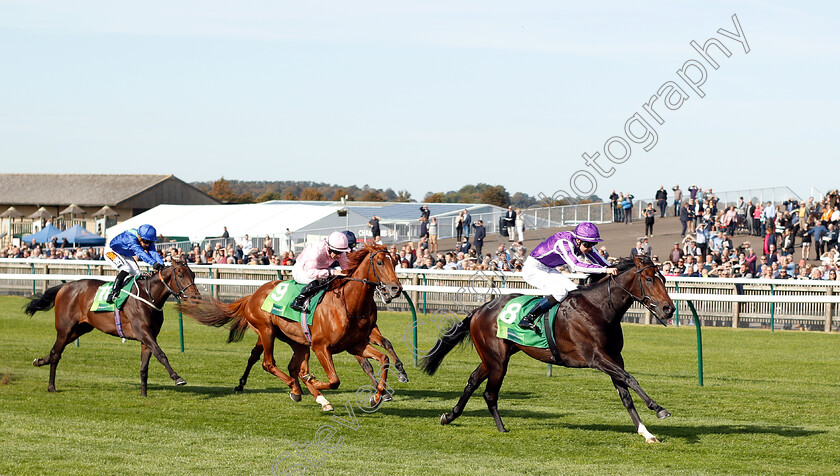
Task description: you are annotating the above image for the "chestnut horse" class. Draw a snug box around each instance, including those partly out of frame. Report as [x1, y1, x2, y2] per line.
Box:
[24, 259, 200, 396]
[180, 244, 403, 411]
[421, 254, 675, 443]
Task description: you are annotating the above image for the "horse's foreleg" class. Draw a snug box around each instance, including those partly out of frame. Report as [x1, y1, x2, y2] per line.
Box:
[306, 344, 341, 412]
[442, 363, 488, 426]
[140, 344, 152, 397]
[351, 344, 394, 406]
[235, 339, 263, 392]
[612, 377, 660, 443]
[355, 355, 378, 387]
[135, 326, 185, 387]
[592, 354, 670, 419]
[369, 326, 408, 383]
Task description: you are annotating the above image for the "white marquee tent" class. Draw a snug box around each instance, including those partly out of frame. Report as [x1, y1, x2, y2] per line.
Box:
[106, 203, 369, 246]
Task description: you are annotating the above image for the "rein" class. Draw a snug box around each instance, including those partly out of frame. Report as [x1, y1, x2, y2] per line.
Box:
[607, 263, 669, 326]
[338, 249, 396, 303]
[132, 262, 197, 311]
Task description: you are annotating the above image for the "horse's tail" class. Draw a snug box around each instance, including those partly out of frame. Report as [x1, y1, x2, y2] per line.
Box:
[177, 296, 252, 343]
[420, 309, 476, 376]
[23, 284, 65, 316]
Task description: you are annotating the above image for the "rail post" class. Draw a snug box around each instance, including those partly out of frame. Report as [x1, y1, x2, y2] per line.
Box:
[687, 300, 703, 387]
[825, 287, 834, 333]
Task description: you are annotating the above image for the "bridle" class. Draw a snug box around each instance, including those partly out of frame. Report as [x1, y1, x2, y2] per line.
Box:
[607, 263, 670, 326]
[338, 249, 400, 303]
[143, 261, 198, 306]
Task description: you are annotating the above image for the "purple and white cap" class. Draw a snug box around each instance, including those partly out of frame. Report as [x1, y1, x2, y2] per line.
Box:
[571, 222, 603, 242]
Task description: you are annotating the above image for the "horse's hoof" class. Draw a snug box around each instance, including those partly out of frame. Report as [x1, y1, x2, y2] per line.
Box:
[381, 393, 393, 402]
[322, 404, 334, 412]
[398, 373, 409, 383]
[289, 392, 302, 402]
[175, 378, 187, 386]
[657, 409, 671, 419]
[440, 413, 450, 425]
[646, 436, 660, 444]
[369, 395, 385, 408]
[234, 386, 244, 392]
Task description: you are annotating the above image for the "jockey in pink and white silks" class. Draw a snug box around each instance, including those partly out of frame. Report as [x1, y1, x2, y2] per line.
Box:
[518, 222, 617, 331]
[290, 231, 351, 311]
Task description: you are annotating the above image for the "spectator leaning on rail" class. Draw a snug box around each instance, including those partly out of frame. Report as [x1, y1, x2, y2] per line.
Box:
[289, 231, 351, 312]
[104, 224, 165, 304]
[518, 222, 616, 332]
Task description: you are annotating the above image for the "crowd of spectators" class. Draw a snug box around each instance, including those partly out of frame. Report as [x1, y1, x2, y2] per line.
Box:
[604, 187, 840, 281]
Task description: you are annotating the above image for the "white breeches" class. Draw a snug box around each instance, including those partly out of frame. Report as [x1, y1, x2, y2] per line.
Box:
[104, 247, 141, 276]
[522, 256, 578, 301]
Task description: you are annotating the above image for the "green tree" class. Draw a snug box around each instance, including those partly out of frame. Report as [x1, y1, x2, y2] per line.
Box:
[360, 190, 385, 202]
[257, 191, 283, 202]
[424, 192, 445, 203]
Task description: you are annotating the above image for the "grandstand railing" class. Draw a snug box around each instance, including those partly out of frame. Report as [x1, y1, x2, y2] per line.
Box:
[2, 259, 838, 332]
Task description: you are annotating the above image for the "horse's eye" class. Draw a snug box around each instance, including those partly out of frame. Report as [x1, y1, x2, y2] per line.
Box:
[377, 260, 384, 266]
[646, 277, 653, 283]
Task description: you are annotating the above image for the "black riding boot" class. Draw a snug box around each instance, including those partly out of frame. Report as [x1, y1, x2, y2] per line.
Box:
[290, 279, 327, 312]
[518, 296, 559, 331]
[106, 271, 129, 304]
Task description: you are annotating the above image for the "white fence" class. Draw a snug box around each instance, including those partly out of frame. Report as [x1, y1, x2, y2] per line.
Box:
[1, 259, 839, 332]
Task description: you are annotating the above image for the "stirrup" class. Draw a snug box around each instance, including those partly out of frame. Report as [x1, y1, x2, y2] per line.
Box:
[518, 315, 539, 331]
[290, 296, 308, 312]
[105, 291, 117, 304]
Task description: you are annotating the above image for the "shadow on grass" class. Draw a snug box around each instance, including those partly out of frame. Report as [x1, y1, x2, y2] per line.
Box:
[392, 388, 536, 401]
[560, 422, 824, 443]
[137, 383, 285, 398]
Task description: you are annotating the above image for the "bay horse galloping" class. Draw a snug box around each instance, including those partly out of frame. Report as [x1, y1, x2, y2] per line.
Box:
[421, 254, 675, 443]
[24, 259, 201, 396]
[179, 244, 403, 411]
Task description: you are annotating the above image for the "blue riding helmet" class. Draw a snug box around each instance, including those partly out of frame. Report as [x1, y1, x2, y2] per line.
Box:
[137, 224, 158, 242]
[342, 230, 357, 250]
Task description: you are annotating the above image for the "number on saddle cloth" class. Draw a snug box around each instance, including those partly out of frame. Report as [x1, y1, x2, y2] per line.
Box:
[495, 296, 559, 348]
[91, 277, 137, 312]
[260, 281, 329, 325]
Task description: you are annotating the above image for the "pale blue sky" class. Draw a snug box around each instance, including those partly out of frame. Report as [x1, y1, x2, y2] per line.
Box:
[1, 1, 837, 201]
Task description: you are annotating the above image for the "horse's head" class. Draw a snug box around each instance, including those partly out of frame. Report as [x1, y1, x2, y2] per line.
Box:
[628, 254, 675, 323]
[344, 244, 402, 303]
[158, 258, 201, 301]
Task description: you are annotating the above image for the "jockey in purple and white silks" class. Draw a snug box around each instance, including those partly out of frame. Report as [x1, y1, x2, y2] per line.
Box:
[518, 222, 617, 331]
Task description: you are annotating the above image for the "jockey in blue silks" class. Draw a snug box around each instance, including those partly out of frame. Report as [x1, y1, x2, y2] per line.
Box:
[104, 224, 165, 303]
[518, 222, 617, 331]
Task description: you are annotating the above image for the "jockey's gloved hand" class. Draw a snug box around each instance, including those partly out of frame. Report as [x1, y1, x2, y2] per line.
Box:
[153, 263, 165, 271]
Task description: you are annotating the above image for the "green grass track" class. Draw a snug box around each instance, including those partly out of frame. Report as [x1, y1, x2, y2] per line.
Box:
[1, 296, 839, 475]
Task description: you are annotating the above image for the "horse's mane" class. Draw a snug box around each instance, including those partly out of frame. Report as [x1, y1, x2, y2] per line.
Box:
[578, 255, 653, 289]
[327, 243, 389, 290]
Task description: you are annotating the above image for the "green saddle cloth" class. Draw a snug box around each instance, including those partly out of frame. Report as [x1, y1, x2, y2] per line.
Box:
[495, 295, 559, 348]
[90, 277, 137, 312]
[260, 281, 327, 325]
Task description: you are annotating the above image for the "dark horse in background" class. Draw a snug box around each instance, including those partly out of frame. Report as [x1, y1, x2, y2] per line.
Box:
[422, 254, 675, 443]
[180, 244, 403, 411]
[24, 259, 200, 396]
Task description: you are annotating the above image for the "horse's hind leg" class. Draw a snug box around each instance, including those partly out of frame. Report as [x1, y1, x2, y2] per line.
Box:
[34, 322, 92, 393]
[255, 326, 297, 393]
[483, 357, 512, 433]
[235, 338, 264, 392]
[441, 363, 488, 426]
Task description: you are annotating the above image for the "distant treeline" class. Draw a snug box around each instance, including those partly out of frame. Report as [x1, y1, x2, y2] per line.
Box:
[192, 178, 599, 208]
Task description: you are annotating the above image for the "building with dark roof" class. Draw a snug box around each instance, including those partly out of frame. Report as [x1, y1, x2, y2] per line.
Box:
[0, 174, 218, 244]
